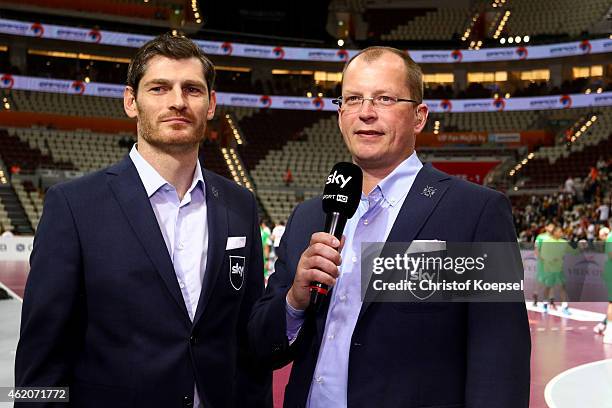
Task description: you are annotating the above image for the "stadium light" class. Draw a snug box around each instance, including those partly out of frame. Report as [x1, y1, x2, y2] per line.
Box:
[500, 38, 506, 44]
[337, 39, 345, 47]
[523, 36, 530, 42]
[515, 36, 521, 43]
[508, 37, 514, 44]
[306, 92, 312, 98]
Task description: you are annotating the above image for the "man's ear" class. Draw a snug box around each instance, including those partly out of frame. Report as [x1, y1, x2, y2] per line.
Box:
[124, 86, 138, 119]
[207, 90, 217, 120]
[414, 103, 429, 134]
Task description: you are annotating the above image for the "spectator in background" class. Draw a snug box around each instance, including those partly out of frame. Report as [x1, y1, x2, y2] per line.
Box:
[539, 226, 574, 314]
[597, 156, 607, 172]
[564, 175, 575, 194]
[9, 165, 20, 181]
[260, 219, 272, 278]
[592, 227, 612, 344]
[533, 222, 555, 307]
[283, 166, 293, 186]
[271, 220, 286, 250]
[597, 199, 610, 225]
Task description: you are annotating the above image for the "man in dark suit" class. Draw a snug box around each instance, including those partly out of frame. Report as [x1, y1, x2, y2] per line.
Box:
[248, 47, 530, 407]
[15, 34, 271, 407]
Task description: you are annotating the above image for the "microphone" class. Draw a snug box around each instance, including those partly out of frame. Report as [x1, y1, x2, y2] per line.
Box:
[309, 162, 362, 309]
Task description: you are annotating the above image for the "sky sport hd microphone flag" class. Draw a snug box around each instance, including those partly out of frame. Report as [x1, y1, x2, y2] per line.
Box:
[309, 162, 362, 308]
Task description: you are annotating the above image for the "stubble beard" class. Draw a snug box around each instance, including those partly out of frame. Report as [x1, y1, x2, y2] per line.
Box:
[137, 107, 207, 155]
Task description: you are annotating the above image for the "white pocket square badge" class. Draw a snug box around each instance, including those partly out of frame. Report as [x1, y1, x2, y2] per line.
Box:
[226, 236, 246, 250]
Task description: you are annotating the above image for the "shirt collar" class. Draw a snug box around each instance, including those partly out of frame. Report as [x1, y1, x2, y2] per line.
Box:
[371, 151, 423, 207]
[129, 144, 204, 198]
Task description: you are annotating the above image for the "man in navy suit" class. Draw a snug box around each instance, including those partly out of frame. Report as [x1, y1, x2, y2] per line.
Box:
[15, 34, 271, 407]
[249, 47, 530, 407]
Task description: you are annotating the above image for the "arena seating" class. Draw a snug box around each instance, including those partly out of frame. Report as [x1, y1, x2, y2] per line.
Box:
[503, 0, 610, 37]
[427, 110, 538, 132]
[9, 90, 126, 118]
[381, 7, 471, 42]
[4, 126, 130, 173]
[250, 115, 347, 223]
[12, 181, 42, 232]
[515, 107, 612, 188]
[237, 110, 332, 172]
[0, 128, 72, 173]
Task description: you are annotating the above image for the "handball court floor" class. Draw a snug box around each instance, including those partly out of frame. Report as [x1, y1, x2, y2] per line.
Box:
[1, 261, 611, 408]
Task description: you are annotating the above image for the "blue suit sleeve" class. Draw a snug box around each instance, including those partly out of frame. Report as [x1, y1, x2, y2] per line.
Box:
[248, 204, 303, 370]
[235, 191, 272, 407]
[14, 186, 86, 402]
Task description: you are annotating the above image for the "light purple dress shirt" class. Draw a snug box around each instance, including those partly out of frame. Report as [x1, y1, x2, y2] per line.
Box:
[286, 152, 423, 407]
[130, 146, 208, 408]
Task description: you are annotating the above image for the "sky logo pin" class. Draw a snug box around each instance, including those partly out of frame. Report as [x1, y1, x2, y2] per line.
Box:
[229, 256, 245, 290]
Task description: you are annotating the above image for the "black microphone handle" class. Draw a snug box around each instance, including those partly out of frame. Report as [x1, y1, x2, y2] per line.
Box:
[309, 212, 348, 310]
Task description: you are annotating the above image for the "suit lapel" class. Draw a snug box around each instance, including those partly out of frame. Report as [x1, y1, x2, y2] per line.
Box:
[106, 157, 191, 323]
[193, 170, 228, 326]
[357, 163, 451, 323]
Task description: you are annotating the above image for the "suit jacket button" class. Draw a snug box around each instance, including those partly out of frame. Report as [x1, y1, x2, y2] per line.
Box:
[183, 396, 193, 407]
[272, 344, 281, 352]
[190, 335, 198, 345]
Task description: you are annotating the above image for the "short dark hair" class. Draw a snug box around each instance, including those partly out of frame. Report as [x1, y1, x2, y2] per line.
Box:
[341, 46, 423, 103]
[127, 33, 215, 96]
